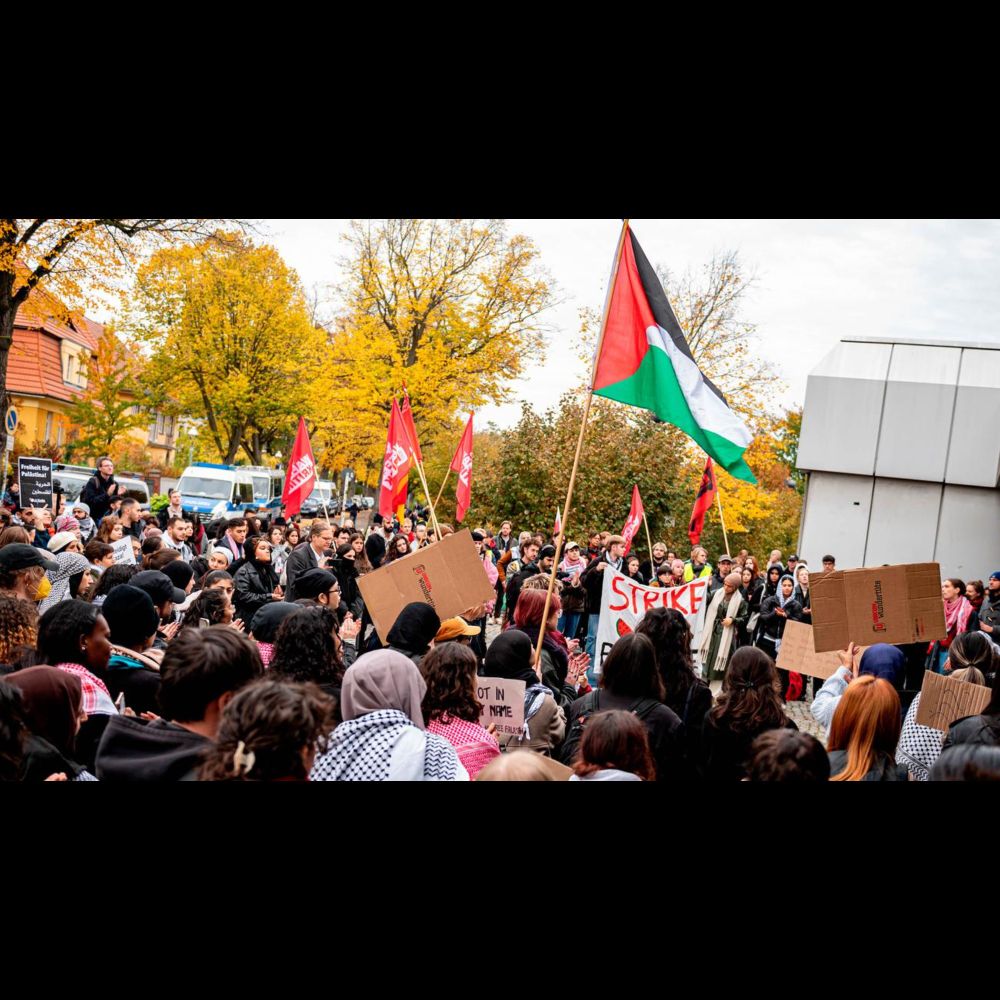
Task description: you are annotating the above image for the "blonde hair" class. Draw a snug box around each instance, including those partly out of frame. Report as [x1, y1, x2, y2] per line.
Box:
[476, 753, 556, 781]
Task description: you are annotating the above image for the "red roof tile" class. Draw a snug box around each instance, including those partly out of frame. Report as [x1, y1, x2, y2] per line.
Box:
[7, 328, 84, 404]
[14, 282, 100, 351]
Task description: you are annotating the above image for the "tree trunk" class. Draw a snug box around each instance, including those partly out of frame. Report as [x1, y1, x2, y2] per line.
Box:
[0, 298, 16, 456]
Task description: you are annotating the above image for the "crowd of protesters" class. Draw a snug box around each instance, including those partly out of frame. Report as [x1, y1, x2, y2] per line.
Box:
[1, 457, 998, 783]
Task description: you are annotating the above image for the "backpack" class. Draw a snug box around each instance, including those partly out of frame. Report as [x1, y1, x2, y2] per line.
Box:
[559, 690, 661, 766]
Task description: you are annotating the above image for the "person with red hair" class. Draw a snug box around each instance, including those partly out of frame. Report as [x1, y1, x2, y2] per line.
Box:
[512, 588, 589, 708]
[827, 675, 906, 781]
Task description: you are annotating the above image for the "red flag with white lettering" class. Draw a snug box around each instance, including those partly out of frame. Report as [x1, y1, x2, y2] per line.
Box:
[379, 400, 412, 520]
[450, 413, 474, 523]
[400, 392, 423, 464]
[621, 484, 644, 556]
[281, 417, 317, 517]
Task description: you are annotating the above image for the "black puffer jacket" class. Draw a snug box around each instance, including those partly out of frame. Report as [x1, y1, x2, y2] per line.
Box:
[943, 713, 1000, 750]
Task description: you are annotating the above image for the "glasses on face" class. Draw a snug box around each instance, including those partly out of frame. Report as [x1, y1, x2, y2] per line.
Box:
[328, 587, 341, 596]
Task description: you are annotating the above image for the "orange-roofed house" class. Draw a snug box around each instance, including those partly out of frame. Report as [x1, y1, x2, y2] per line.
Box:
[6, 286, 177, 467]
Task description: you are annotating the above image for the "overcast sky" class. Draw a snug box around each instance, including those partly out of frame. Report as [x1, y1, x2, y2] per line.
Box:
[260, 219, 1000, 428]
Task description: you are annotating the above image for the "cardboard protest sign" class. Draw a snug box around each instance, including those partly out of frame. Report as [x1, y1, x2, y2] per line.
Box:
[111, 537, 136, 565]
[776, 620, 866, 680]
[18, 456, 53, 508]
[357, 528, 496, 644]
[596, 568, 708, 671]
[810, 562, 946, 653]
[915, 670, 992, 733]
[476, 677, 526, 738]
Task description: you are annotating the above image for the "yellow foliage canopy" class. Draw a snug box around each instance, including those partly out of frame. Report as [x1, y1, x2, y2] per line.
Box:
[313, 219, 555, 486]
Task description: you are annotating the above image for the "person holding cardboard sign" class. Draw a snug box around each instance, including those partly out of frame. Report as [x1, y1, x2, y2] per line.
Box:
[811, 643, 904, 737]
[941, 656, 1000, 754]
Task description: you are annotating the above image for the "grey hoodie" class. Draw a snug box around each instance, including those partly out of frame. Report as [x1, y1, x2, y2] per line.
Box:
[569, 769, 642, 782]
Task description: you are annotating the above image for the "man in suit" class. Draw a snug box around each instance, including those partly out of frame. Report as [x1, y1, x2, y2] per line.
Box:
[284, 520, 334, 601]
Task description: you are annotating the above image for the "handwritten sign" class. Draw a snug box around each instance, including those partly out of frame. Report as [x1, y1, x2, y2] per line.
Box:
[17, 456, 53, 509]
[915, 670, 992, 733]
[476, 676, 526, 738]
[596, 568, 708, 671]
[776, 620, 866, 680]
[111, 536, 136, 565]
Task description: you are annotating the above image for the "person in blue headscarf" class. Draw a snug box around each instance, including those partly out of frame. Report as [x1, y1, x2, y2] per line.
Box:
[810, 642, 906, 736]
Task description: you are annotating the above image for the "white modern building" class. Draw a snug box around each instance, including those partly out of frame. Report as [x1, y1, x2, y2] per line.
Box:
[796, 335, 1000, 580]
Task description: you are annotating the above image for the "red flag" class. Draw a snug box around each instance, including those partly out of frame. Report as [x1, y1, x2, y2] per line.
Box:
[553, 506, 562, 539]
[688, 458, 717, 545]
[621, 484, 644, 556]
[379, 400, 412, 520]
[400, 392, 423, 464]
[281, 417, 317, 518]
[450, 413, 474, 522]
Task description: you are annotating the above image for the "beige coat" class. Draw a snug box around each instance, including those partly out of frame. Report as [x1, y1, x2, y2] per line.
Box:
[498, 692, 566, 756]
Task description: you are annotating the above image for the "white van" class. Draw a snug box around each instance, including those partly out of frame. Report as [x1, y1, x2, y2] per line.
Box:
[176, 463, 256, 518]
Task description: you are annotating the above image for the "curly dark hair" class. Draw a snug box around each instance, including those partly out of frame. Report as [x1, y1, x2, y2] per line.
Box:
[0, 682, 27, 781]
[37, 601, 101, 668]
[270, 607, 343, 687]
[87, 564, 139, 602]
[0, 596, 39, 665]
[708, 646, 787, 737]
[198, 678, 336, 781]
[635, 607, 697, 706]
[421, 643, 482, 724]
[179, 589, 231, 632]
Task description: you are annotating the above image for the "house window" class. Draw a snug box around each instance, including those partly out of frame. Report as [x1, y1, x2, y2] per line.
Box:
[44, 412, 53, 441]
[155, 413, 165, 439]
[56, 423, 64, 446]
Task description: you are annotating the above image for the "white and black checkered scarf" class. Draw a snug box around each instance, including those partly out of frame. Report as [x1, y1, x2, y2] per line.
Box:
[310, 710, 464, 781]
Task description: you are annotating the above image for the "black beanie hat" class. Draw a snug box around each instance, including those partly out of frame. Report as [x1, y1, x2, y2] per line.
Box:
[102, 585, 160, 647]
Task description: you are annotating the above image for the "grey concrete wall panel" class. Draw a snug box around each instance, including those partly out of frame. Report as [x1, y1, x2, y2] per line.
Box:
[874, 345, 961, 482]
[797, 342, 892, 475]
[945, 349, 1000, 487]
[864, 478, 940, 567]
[934, 485, 1000, 581]
[796, 471, 872, 570]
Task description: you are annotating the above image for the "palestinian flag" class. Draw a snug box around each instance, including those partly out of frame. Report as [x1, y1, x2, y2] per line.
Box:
[593, 224, 756, 483]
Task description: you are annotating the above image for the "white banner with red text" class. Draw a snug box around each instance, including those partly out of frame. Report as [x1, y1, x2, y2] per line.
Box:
[596, 568, 709, 672]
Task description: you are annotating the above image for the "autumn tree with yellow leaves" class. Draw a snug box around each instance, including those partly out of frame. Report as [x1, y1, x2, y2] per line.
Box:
[0, 218, 242, 452]
[312, 219, 556, 486]
[65, 324, 152, 463]
[127, 232, 328, 465]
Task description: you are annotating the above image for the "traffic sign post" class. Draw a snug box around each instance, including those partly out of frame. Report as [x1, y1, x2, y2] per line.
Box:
[2, 408, 15, 491]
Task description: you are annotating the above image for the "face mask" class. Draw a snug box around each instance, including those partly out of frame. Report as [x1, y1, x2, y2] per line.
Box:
[34, 576, 52, 601]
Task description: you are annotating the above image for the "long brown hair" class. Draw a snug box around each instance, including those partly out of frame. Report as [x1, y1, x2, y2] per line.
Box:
[709, 646, 786, 737]
[827, 675, 901, 781]
[421, 643, 482, 724]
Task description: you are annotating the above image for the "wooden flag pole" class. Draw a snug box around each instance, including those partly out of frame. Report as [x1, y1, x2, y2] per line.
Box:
[642, 511, 655, 565]
[532, 219, 631, 675]
[432, 468, 451, 513]
[413, 453, 442, 541]
[715, 487, 731, 558]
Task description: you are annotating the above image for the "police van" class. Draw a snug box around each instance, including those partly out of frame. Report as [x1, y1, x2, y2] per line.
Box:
[244, 466, 285, 511]
[176, 463, 257, 518]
